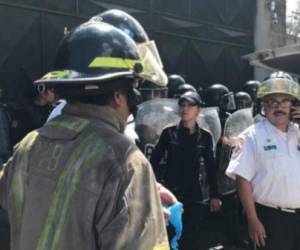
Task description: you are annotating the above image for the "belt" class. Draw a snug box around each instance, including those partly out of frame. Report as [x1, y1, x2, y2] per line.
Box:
[256, 202, 300, 214]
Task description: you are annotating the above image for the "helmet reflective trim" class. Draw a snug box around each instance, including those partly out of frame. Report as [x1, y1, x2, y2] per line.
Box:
[41, 71, 71, 80]
[88, 57, 142, 69]
[257, 78, 300, 100]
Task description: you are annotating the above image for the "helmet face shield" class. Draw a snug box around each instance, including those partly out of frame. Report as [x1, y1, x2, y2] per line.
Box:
[235, 92, 252, 110]
[137, 40, 168, 87]
[139, 87, 168, 101]
[222, 92, 236, 111]
[236, 99, 251, 110]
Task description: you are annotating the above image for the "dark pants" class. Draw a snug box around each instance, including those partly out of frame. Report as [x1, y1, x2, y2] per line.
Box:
[255, 204, 300, 250]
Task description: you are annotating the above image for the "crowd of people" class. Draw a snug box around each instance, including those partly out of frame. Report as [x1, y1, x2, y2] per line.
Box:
[1, 9, 300, 250]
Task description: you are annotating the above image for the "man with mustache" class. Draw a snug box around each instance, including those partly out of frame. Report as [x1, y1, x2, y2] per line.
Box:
[226, 71, 300, 250]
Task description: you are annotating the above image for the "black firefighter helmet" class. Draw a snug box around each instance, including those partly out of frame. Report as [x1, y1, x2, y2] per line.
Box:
[35, 20, 143, 97]
[94, 9, 149, 44]
[93, 9, 168, 87]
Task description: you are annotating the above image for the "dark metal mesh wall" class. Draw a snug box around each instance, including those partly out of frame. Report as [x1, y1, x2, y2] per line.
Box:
[0, 0, 255, 98]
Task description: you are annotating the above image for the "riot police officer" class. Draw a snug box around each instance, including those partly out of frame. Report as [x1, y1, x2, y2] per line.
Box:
[235, 91, 252, 110]
[243, 80, 260, 102]
[204, 83, 249, 248]
[204, 83, 236, 131]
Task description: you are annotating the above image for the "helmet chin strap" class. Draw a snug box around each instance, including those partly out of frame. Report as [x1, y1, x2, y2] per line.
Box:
[127, 88, 142, 117]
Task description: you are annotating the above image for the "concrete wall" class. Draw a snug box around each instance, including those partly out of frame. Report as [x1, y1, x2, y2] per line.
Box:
[254, 0, 286, 80]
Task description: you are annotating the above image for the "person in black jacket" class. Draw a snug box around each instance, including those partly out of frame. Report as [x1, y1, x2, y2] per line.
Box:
[150, 91, 222, 249]
[151, 91, 221, 209]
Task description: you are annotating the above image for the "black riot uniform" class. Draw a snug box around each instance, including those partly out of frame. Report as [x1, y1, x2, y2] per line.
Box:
[204, 84, 248, 248]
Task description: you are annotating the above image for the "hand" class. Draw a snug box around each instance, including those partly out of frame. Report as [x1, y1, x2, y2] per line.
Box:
[209, 198, 222, 212]
[156, 183, 178, 221]
[157, 183, 177, 206]
[247, 217, 267, 248]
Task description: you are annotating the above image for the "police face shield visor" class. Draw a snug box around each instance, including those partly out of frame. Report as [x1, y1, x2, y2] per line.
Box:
[236, 100, 251, 109]
[139, 88, 168, 101]
[222, 92, 236, 111]
[137, 40, 168, 87]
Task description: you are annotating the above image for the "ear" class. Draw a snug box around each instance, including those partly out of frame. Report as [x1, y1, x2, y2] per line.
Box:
[112, 90, 123, 107]
[261, 106, 266, 116]
[197, 107, 201, 114]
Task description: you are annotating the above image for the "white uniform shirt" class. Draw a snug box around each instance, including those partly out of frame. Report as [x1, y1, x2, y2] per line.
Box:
[226, 119, 300, 209]
[47, 99, 67, 121]
[125, 114, 139, 144]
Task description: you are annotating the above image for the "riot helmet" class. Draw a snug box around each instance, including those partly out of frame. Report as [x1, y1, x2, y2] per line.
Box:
[234, 91, 252, 110]
[257, 71, 300, 100]
[138, 80, 168, 102]
[173, 83, 196, 98]
[167, 74, 186, 98]
[204, 83, 236, 112]
[197, 86, 204, 96]
[93, 9, 167, 86]
[243, 80, 260, 101]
